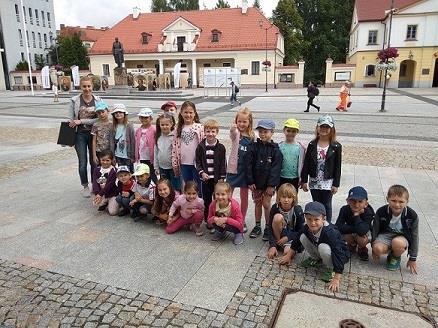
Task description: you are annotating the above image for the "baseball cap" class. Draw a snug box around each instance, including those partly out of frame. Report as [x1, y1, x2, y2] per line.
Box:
[161, 101, 177, 111]
[95, 101, 109, 112]
[347, 186, 368, 200]
[138, 108, 153, 117]
[132, 164, 150, 176]
[256, 119, 275, 130]
[304, 201, 326, 216]
[116, 165, 130, 174]
[284, 118, 300, 130]
[317, 115, 334, 128]
[112, 103, 128, 115]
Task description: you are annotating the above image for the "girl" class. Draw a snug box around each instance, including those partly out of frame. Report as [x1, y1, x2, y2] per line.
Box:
[154, 113, 180, 191]
[266, 183, 304, 264]
[336, 81, 351, 112]
[135, 108, 157, 182]
[171, 101, 204, 190]
[226, 107, 254, 233]
[301, 115, 342, 223]
[152, 178, 179, 224]
[112, 104, 135, 172]
[91, 150, 118, 215]
[207, 182, 244, 245]
[166, 181, 204, 236]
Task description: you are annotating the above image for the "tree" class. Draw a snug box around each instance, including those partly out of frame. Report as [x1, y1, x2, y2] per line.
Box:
[151, 0, 170, 12]
[168, 0, 199, 10]
[58, 32, 89, 70]
[215, 0, 230, 9]
[15, 60, 29, 71]
[272, 0, 305, 65]
[253, 0, 261, 8]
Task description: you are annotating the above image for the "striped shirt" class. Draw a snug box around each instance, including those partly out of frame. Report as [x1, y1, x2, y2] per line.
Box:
[205, 141, 217, 179]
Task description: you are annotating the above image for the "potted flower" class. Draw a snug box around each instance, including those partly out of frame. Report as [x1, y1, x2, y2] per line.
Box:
[262, 60, 271, 67]
[376, 47, 399, 73]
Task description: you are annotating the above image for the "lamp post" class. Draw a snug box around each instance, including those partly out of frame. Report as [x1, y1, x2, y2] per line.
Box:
[259, 20, 273, 92]
[380, 0, 396, 112]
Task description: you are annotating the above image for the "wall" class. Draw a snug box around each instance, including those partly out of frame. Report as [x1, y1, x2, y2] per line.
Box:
[0, 52, 6, 90]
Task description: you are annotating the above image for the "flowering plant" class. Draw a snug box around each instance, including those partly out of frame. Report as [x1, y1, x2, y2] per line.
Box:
[262, 60, 271, 67]
[376, 60, 397, 72]
[377, 47, 399, 62]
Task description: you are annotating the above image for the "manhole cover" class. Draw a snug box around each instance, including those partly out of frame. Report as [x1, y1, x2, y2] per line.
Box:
[339, 319, 366, 328]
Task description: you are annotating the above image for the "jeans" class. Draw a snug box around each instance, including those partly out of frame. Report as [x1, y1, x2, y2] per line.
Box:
[230, 93, 239, 104]
[75, 130, 96, 186]
[310, 189, 333, 222]
[116, 195, 132, 210]
[300, 234, 333, 269]
[201, 179, 215, 222]
[180, 164, 202, 195]
[159, 167, 181, 192]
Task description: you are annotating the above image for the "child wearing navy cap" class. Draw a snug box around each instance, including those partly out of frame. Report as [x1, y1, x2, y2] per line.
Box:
[335, 186, 374, 261]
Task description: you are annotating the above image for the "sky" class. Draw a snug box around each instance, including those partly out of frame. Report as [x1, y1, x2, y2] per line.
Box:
[53, 0, 279, 29]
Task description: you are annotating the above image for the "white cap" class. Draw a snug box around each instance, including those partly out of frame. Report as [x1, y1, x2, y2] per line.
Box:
[112, 103, 128, 114]
[138, 107, 153, 117]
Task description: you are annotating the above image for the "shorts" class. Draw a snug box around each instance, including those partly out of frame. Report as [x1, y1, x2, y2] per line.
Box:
[374, 232, 409, 249]
[351, 231, 371, 240]
[252, 189, 264, 203]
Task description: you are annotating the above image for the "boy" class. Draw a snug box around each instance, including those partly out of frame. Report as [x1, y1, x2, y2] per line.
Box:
[372, 185, 418, 273]
[246, 119, 283, 240]
[115, 166, 135, 216]
[91, 101, 114, 165]
[289, 201, 349, 292]
[335, 186, 374, 261]
[130, 164, 156, 221]
[161, 101, 177, 116]
[195, 119, 227, 229]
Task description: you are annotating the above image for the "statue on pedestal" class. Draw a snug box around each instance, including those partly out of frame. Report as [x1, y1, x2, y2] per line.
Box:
[112, 37, 124, 68]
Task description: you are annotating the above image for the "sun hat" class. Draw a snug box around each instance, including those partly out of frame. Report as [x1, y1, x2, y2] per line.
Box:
[283, 118, 300, 130]
[132, 164, 150, 176]
[138, 108, 153, 117]
[111, 103, 128, 115]
[317, 115, 334, 128]
[95, 101, 109, 112]
[304, 201, 326, 216]
[256, 119, 275, 130]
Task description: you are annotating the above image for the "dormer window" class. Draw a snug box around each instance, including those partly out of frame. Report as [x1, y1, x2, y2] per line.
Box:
[211, 29, 221, 42]
[141, 32, 151, 44]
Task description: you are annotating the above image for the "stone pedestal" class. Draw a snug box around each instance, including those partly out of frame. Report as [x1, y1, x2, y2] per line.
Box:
[114, 67, 128, 86]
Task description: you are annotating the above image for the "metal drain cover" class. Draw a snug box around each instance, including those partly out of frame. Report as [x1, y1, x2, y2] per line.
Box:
[339, 319, 366, 328]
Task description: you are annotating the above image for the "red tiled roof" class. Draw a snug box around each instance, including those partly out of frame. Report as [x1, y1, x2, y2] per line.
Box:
[356, 0, 422, 22]
[60, 26, 108, 42]
[89, 7, 280, 55]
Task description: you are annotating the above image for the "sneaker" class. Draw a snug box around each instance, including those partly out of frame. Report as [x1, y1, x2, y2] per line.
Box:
[243, 223, 248, 233]
[301, 257, 320, 268]
[118, 209, 128, 217]
[97, 204, 107, 211]
[358, 246, 369, 261]
[321, 268, 335, 283]
[249, 225, 262, 238]
[233, 233, 244, 245]
[206, 224, 216, 234]
[262, 228, 269, 241]
[211, 230, 226, 241]
[82, 186, 91, 198]
[193, 224, 204, 236]
[386, 253, 401, 271]
[130, 210, 139, 219]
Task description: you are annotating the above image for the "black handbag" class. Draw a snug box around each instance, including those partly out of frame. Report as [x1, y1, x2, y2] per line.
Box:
[57, 122, 76, 146]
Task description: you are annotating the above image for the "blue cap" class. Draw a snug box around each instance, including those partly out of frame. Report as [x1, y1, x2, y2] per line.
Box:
[304, 201, 326, 216]
[256, 119, 275, 130]
[317, 115, 334, 127]
[348, 186, 368, 200]
[95, 101, 109, 112]
[138, 107, 153, 117]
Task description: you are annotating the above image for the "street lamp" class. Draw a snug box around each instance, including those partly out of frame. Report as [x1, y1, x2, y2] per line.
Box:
[259, 20, 273, 92]
[380, 0, 397, 112]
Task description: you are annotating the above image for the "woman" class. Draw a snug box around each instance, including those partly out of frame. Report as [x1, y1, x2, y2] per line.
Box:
[68, 76, 102, 197]
[336, 81, 351, 112]
[304, 81, 320, 113]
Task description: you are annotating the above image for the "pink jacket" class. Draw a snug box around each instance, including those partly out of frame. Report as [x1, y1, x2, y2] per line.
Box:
[171, 123, 204, 174]
[226, 126, 240, 174]
[169, 194, 205, 219]
[134, 125, 156, 163]
[207, 198, 244, 233]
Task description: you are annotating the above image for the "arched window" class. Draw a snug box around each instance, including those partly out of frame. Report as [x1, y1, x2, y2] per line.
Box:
[365, 64, 375, 77]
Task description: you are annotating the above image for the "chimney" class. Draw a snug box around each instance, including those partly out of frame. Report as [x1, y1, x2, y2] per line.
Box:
[241, 0, 248, 14]
[133, 7, 141, 19]
[60, 24, 65, 30]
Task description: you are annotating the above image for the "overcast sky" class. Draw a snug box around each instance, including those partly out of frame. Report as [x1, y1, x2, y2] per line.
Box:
[53, 0, 279, 29]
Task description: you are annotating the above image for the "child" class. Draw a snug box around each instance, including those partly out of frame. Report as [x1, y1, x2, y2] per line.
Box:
[115, 165, 136, 216]
[371, 185, 418, 273]
[335, 186, 374, 261]
[278, 118, 306, 191]
[301, 115, 342, 223]
[130, 164, 156, 221]
[229, 81, 240, 106]
[166, 181, 204, 236]
[152, 178, 179, 224]
[289, 201, 350, 292]
[112, 104, 135, 172]
[135, 108, 157, 182]
[226, 107, 254, 233]
[207, 182, 244, 245]
[266, 183, 304, 263]
[171, 101, 204, 189]
[161, 101, 178, 116]
[91, 150, 118, 215]
[245, 119, 282, 240]
[195, 119, 226, 230]
[91, 101, 114, 165]
[154, 113, 180, 191]
[52, 83, 59, 102]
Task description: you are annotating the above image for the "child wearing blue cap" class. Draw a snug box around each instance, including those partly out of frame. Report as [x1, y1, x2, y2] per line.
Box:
[335, 186, 374, 261]
[245, 119, 283, 240]
[91, 101, 114, 165]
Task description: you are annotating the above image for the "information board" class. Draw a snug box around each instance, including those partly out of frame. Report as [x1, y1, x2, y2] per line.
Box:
[203, 68, 241, 87]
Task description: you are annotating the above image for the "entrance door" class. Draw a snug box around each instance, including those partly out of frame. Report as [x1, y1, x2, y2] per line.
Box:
[433, 58, 438, 87]
[177, 36, 185, 52]
[398, 60, 416, 88]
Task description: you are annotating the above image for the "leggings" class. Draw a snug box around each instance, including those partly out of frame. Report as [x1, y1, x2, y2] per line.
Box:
[310, 189, 333, 222]
[165, 211, 204, 234]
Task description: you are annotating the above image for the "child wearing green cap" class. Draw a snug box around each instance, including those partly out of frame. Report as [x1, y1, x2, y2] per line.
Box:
[91, 101, 114, 165]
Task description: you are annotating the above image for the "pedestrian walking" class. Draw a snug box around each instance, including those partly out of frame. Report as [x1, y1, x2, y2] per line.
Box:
[304, 81, 320, 112]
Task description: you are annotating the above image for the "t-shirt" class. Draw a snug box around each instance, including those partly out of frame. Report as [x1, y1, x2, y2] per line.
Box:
[133, 179, 156, 201]
[78, 96, 96, 131]
[91, 120, 113, 152]
[309, 145, 333, 190]
[115, 124, 128, 159]
[180, 124, 199, 165]
[389, 214, 403, 233]
[139, 127, 154, 161]
[279, 206, 295, 228]
[279, 142, 300, 179]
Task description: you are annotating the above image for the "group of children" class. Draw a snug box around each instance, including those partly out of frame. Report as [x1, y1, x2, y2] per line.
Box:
[85, 97, 419, 292]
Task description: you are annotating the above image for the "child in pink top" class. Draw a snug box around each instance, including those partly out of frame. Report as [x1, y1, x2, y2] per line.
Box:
[207, 182, 244, 245]
[166, 181, 204, 236]
[135, 108, 157, 182]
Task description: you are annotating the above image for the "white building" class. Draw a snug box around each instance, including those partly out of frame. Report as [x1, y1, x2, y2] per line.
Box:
[0, 0, 56, 89]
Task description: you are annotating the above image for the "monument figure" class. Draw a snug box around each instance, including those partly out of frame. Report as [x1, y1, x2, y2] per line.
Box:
[112, 37, 125, 68]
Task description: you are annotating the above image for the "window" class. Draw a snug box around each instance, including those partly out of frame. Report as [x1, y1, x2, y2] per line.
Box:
[368, 30, 377, 44]
[18, 29, 23, 46]
[177, 36, 185, 52]
[27, 76, 37, 84]
[38, 33, 42, 48]
[35, 9, 39, 25]
[251, 61, 260, 75]
[32, 32, 36, 48]
[14, 76, 23, 85]
[23, 6, 27, 23]
[212, 33, 219, 42]
[365, 64, 375, 76]
[406, 25, 417, 40]
[26, 31, 29, 47]
[46, 54, 49, 64]
[241, 69, 248, 75]
[279, 73, 294, 83]
[15, 4, 20, 22]
[21, 52, 25, 61]
[102, 64, 110, 76]
[222, 62, 231, 67]
[44, 34, 47, 48]
[203, 63, 211, 67]
[47, 13, 51, 28]
[141, 32, 151, 44]
[29, 8, 33, 24]
[41, 11, 45, 27]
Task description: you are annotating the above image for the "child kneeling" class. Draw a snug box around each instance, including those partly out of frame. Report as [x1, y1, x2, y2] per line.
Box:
[91, 150, 118, 215]
[207, 182, 244, 245]
[130, 164, 156, 221]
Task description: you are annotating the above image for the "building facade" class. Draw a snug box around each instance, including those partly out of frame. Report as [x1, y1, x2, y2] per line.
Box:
[59, 24, 108, 51]
[348, 0, 438, 88]
[88, 6, 289, 88]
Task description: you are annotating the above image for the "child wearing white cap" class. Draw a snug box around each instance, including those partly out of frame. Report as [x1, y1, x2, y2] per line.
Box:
[130, 164, 156, 221]
[112, 104, 135, 172]
[135, 108, 157, 182]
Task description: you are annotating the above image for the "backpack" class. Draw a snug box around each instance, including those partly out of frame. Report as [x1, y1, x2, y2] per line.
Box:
[234, 85, 239, 93]
[314, 87, 319, 96]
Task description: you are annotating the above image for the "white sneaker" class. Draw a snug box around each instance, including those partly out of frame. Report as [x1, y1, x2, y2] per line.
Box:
[82, 186, 91, 198]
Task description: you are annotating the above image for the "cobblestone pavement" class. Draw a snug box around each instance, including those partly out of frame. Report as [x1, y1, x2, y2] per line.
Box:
[1, 257, 437, 327]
